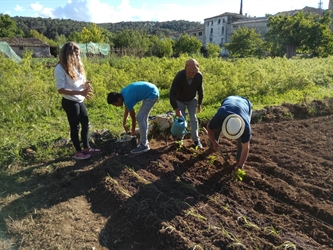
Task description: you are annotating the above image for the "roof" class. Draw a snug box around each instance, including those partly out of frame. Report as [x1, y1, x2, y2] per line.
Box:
[232, 18, 268, 25]
[274, 6, 325, 16]
[0, 38, 49, 47]
[204, 12, 254, 20]
[185, 25, 204, 32]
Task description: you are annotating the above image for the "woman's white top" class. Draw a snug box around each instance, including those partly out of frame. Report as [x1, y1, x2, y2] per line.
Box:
[54, 64, 86, 103]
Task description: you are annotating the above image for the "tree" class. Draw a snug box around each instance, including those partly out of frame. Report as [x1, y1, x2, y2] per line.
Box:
[206, 43, 221, 58]
[224, 27, 265, 58]
[28, 30, 52, 44]
[149, 35, 173, 58]
[173, 33, 202, 56]
[265, 10, 333, 58]
[54, 34, 68, 47]
[112, 29, 151, 56]
[0, 14, 24, 37]
[81, 23, 104, 43]
[68, 31, 82, 43]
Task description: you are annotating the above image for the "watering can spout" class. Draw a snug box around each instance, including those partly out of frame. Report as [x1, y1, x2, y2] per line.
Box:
[171, 116, 188, 137]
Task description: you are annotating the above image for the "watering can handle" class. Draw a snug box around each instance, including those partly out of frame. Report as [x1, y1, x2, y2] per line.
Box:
[174, 115, 184, 121]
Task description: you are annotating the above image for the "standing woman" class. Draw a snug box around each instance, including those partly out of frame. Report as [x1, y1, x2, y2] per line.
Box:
[54, 41, 100, 160]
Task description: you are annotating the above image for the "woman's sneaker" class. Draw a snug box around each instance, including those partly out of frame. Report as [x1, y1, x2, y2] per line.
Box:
[131, 143, 150, 154]
[74, 151, 91, 160]
[82, 148, 101, 155]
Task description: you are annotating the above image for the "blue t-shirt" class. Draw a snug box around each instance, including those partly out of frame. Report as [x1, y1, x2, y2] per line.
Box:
[121, 81, 159, 111]
[208, 96, 252, 143]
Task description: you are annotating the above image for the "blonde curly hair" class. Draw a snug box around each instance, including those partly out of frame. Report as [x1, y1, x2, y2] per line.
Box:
[59, 41, 86, 81]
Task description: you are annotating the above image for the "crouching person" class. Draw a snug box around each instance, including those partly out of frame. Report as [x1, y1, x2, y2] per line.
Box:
[107, 81, 159, 154]
[206, 95, 252, 171]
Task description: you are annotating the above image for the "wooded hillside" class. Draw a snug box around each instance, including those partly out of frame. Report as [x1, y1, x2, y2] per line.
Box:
[12, 16, 201, 39]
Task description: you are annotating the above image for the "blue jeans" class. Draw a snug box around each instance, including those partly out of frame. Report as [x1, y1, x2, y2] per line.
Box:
[137, 98, 158, 146]
[177, 98, 199, 142]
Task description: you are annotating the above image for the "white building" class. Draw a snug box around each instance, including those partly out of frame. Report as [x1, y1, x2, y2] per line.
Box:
[232, 17, 268, 38]
[203, 12, 255, 56]
[186, 25, 205, 44]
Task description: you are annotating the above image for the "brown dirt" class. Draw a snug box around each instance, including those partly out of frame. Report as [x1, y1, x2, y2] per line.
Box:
[1, 99, 333, 250]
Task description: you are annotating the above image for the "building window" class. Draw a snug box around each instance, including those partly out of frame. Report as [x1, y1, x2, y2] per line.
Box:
[221, 38, 224, 44]
[210, 38, 213, 42]
[210, 28, 213, 34]
[199, 32, 202, 36]
[222, 27, 224, 34]
[211, 21, 213, 26]
[223, 18, 225, 23]
[193, 33, 196, 36]
[206, 21, 209, 26]
[218, 19, 221, 24]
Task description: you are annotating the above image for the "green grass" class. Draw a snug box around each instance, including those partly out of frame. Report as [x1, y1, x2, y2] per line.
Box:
[1, 53, 333, 168]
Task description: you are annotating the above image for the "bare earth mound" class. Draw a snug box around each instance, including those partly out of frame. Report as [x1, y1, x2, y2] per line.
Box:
[1, 100, 333, 250]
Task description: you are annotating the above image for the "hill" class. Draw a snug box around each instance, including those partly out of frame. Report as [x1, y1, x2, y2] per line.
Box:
[12, 16, 201, 39]
[1, 100, 333, 249]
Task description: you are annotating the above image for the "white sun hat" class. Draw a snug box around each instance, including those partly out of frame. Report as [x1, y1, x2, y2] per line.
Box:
[222, 114, 245, 139]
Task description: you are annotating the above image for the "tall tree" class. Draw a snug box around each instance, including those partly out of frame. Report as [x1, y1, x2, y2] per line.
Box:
[224, 27, 265, 58]
[173, 33, 202, 56]
[149, 35, 173, 58]
[265, 10, 333, 58]
[81, 23, 104, 43]
[0, 14, 24, 37]
[206, 43, 221, 58]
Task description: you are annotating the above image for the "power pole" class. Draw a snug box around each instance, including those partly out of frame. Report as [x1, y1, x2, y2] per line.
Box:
[240, 0, 243, 15]
[318, 0, 323, 9]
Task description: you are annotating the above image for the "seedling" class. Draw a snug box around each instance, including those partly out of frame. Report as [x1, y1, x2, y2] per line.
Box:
[233, 168, 246, 181]
[185, 207, 207, 221]
[192, 244, 203, 250]
[161, 222, 176, 234]
[176, 140, 183, 150]
[276, 241, 296, 250]
[189, 147, 198, 156]
[211, 224, 233, 240]
[207, 155, 216, 165]
[264, 225, 279, 236]
[237, 216, 260, 229]
[127, 166, 151, 184]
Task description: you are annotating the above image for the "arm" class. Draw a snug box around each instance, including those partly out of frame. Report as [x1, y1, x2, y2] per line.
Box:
[236, 141, 250, 167]
[197, 73, 204, 113]
[206, 121, 219, 151]
[55, 65, 93, 99]
[169, 73, 182, 117]
[129, 109, 136, 136]
[57, 87, 92, 99]
[123, 107, 130, 132]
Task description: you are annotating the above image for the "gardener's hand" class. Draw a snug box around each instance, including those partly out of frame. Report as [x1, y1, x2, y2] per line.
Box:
[81, 89, 93, 99]
[175, 109, 182, 117]
[84, 81, 93, 91]
[232, 163, 243, 174]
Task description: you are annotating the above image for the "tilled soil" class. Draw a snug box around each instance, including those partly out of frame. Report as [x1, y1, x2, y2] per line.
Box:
[1, 101, 333, 250]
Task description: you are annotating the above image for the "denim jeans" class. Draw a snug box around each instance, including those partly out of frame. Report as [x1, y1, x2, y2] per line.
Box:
[177, 98, 199, 142]
[137, 98, 158, 146]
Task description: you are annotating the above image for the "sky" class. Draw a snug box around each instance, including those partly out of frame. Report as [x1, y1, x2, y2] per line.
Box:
[0, 0, 330, 23]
